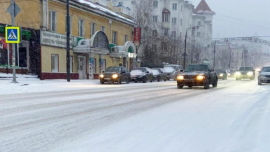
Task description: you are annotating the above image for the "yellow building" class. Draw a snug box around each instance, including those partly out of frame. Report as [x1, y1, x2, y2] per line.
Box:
[0, 0, 137, 80]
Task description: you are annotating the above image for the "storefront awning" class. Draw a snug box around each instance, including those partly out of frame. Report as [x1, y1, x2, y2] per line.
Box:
[110, 41, 136, 58]
[73, 31, 110, 54]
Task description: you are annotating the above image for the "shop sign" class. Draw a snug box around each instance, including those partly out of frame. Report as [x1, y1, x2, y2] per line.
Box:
[134, 27, 141, 46]
[40, 30, 73, 48]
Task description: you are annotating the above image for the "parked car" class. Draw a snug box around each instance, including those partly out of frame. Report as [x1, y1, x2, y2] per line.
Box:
[130, 67, 154, 83]
[176, 64, 218, 89]
[164, 64, 183, 80]
[99, 66, 130, 84]
[258, 66, 270, 85]
[216, 69, 228, 80]
[235, 67, 255, 80]
[152, 68, 167, 81]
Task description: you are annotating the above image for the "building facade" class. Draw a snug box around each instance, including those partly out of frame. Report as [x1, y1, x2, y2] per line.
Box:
[0, 0, 137, 80]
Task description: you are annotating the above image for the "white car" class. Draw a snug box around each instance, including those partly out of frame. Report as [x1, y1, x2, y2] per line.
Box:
[258, 66, 270, 85]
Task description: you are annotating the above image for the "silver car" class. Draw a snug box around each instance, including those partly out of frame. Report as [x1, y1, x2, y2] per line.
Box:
[258, 66, 270, 85]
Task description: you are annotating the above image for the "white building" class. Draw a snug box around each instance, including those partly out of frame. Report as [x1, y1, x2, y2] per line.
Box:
[112, 0, 215, 45]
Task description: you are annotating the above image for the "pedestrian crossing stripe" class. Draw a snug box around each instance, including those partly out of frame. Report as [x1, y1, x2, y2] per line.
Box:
[5, 27, 20, 43]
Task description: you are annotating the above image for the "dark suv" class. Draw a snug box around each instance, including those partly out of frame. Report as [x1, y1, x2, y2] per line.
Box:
[176, 64, 218, 89]
[130, 67, 154, 83]
[100, 66, 130, 84]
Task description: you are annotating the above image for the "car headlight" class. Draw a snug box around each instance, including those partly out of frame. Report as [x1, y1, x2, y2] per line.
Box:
[236, 72, 241, 76]
[177, 75, 184, 80]
[197, 75, 205, 80]
[219, 74, 224, 77]
[112, 74, 118, 79]
[228, 73, 231, 76]
[99, 74, 104, 78]
[247, 71, 253, 76]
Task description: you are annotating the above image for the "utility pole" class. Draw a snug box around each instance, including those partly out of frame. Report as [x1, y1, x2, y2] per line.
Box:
[213, 40, 216, 70]
[228, 42, 232, 69]
[183, 30, 188, 69]
[11, 0, 17, 83]
[66, 0, 70, 82]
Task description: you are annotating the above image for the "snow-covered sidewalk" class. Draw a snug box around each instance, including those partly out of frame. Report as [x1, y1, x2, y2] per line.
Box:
[0, 77, 103, 95]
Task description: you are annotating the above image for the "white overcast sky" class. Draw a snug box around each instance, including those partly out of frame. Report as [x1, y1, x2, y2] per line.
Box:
[191, 0, 270, 40]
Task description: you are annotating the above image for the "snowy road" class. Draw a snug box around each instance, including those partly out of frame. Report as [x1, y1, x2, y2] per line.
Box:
[1, 79, 270, 152]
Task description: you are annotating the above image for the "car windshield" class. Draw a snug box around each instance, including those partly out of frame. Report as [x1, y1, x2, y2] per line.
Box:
[261, 67, 270, 72]
[152, 69, 159, 75]
[185, 65, 208, 72]
[164, 67, 175, 72]
[239, 67, 253, 71]
[130, 70, 143, 75]
[105, 67, 121, 72]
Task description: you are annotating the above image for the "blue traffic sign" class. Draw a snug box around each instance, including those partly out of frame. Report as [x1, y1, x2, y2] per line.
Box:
[5, 27, 20, 43]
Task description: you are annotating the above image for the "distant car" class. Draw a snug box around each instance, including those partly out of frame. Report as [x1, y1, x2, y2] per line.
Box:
[235, 67, 255, 80]
[130, 67, 153, 83]
[176, 64, 218, 89]
[164, 64, 183, 80]
[258, 66, 270, 85]
[99, 66, 130, 84]
[164, 67, 177, 80]
[152, 68, 167, 81]
[151, 68, 166, 82]
[216, 69, 227, 80]
[227, 69, 236, 78]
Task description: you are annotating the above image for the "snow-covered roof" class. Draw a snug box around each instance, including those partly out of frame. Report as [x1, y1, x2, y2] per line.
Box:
[194, 0, 215, 15]
[72, 0, 134, 25]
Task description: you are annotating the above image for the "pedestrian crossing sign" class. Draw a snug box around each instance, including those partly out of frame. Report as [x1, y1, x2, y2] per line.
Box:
[5, 27, 20, 43]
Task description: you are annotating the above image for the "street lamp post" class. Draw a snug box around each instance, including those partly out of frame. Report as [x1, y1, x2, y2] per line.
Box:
[183, 26, 201, 69]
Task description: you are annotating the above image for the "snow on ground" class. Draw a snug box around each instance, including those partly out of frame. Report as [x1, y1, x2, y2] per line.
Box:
[52, 80, 270, 152]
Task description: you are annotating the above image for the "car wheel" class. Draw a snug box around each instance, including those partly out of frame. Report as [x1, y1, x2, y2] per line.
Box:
[213, 79, 218, 88]
[143, 77, 147, 83]
[126, 78, 130, 84]
[117, 78, 122, 84]
[236, 77, 240, 81]
[258, 80, 262, 85]
[177, 83, 183, 89]
[204, 80, 210, 89]
[188, 85, 192, 88]
[164, 78, 167, 82]
[100, 81, 104, 84]
[135, 80, 138, 83]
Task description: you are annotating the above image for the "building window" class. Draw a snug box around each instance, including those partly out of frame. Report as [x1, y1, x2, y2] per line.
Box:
[164, 28, 169, 36]
[131, 1, 135, 4]
[78, 19, 84, 37]
[51, 54, 59, 73]
[101, 26, 105, 32]
[91, 23, 95, 37]
[119, 2, 123, 5]
[180, 32, 182, 38]
[153, 1, 158, 7]
[180, 19, 182, 26]
[197, 32, 200, 37]
[152, 30, 157, 37]
[192, 29, 195, 36]
[70, 56, 73, 73]
[65, 16, 72, 35]
[172, 31, 176, 38]
[163, 13, 170, 22]
[181, 5, 183, 12]
[49, 11, 56, 31]
[172, 3, 177, 10]
[197, 21, 201, 26]
[112, 31, 117, 44]
[153, 16, 158, 22]
[172, 18, 177, 24]
[125, 35, 128, 42]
